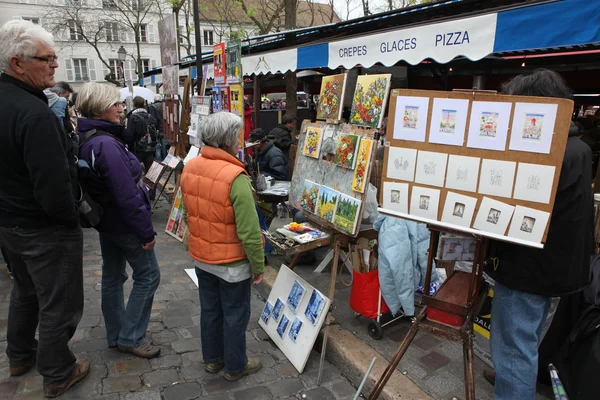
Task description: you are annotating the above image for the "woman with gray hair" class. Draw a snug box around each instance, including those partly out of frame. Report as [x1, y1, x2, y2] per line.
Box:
[75, 82, 161, 359]
[181, 112, 265, 381]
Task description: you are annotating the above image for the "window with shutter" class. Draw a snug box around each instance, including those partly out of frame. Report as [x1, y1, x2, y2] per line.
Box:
[21, 17, 40, 24]
[148, 24, 156, 43]
[65, 59, 74, 81]
[88, 59, 96, 81]
[139, 24, 147, 43]
[72, 59, 88, 81]
[105, 22, 119, 42]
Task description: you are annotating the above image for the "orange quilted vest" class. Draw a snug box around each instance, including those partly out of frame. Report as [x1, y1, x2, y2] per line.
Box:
[181, 146, 247, 264]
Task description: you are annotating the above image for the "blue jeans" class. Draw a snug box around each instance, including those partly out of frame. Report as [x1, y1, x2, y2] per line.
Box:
[490, 282, 552, 400]
[195, 267, 251, 374]
[99, 232, 160, 347]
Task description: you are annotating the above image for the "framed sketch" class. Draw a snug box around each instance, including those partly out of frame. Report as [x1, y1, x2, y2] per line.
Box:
[392, 96, 430, 142]
[386, 147, 417, 182]
[289, 318, 303, 343]
[414, 150, 449, 188]
[287, 280, 306, 314]
[143, 160, 167, 188]
[445, 155, 481, 193]
[409, 186, 441, 220]
[507, 206, 551, 244]
[277, 314, 290, 338]
[305, 289, 326, 326]
[440, 192, 478, 228]
[261, 302, 273, 324]
[473, 196, 516, 235]
[509, 103, 558, 154]
[512, 163, 556, 204]
[428, 98, 470, 147]
[466, 101, 513, 151]
[478, 159, 517, 199]
[272, 298, 284, 322]
[382, 181, 409, 214]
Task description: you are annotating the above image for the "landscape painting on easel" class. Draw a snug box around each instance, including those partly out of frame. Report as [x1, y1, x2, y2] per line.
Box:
[349, 74, 392, 129]
[317, 74, 347, 121]
[315, 186, 339, 223]
[333, 194, 361, 235]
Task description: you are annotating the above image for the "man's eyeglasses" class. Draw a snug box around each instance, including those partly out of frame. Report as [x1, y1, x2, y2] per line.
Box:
[31, 55, 59, 64]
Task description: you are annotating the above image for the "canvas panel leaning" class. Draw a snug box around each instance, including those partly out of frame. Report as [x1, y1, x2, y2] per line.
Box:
[334, 133, 360, 169]
[351, 139, 374, 193]
[300, 180, 320, 214]
[302, 127, 324, 159]
[349, 74, 392, 129]
[315, 186, 339, 223]
[333, 194, 362, 235]
[317, 73, 347, 121]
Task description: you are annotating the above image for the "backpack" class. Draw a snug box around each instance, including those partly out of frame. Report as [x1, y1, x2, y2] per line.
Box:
[132, 111, 158, 153]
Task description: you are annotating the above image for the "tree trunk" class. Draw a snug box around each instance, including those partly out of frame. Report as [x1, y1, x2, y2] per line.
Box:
[135, 28, 143, 84]
[284, 0, 297, 118]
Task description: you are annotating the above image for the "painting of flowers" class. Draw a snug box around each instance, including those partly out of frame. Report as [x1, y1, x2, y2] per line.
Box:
[317, 74, 347, 120]
[300, 180, 320, 213]
[349, 74, 392, 129]
[351, 138, 374, 193]
[315, 186, 339, 223]
[302, 127, 323, 158]
[333, 194, 362, 235]
[333, 133, 360, 169]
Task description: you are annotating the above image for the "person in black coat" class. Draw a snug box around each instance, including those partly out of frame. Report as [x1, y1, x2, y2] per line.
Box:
[487, 69, 593, 400]
[250, 129, 288, 181]
[268, 114, 296, 159]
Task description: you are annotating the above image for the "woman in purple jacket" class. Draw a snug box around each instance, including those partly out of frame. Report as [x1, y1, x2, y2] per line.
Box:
[75, 83, 160, 359]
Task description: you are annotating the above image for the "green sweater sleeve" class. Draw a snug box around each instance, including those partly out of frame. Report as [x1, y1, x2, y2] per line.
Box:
[230, 174, 265, 275]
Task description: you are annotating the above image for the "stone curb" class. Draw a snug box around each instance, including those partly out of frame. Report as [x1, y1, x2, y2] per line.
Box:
[256, 265, 433, 400]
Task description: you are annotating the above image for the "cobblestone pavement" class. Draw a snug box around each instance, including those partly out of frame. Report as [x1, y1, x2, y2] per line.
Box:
[0, 200, 358, 400]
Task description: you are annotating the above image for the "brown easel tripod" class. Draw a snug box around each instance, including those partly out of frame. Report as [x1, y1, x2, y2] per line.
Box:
[368, 226, 489, 400]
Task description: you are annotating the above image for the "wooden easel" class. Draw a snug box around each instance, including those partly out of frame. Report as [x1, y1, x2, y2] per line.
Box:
[368, 226, 489, 400]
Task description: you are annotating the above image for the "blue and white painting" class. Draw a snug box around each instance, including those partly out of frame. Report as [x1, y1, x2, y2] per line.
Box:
[287, 280, 306, 314]
[261, 302, 273, 324]
[277, 314, 290, 338]
[305, 289, 326, 325]
[289, 317, 303, 343]
[272, 298, 284, 322]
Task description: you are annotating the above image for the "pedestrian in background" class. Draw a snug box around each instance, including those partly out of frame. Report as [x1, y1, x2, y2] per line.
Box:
[0, 20, 88, 398]
[269, 113, 296, 159]
[149, 94, 166, 161]
[181, 112, 265, 381]
[76, 82, 161, 359]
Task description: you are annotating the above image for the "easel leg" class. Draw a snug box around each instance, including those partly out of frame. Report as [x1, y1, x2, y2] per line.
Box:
[462, 329, 476, 400]
[153, 168, 174, 209]
[288, 253, 301, 270]
[317, 239, 341, 386]
[314, 248, 334, 273]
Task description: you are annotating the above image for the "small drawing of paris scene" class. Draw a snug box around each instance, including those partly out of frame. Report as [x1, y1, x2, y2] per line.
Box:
[522, 113, 544, 141]
[439, 109, 457, 134]
[479, 111, 499, 137]
[403, 105, 419, 129]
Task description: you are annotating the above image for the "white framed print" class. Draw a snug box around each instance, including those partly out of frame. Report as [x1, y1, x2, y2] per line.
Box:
[441, 192, 478, 228]
[445, 155, 481, 193]
[409, 186, 441, 220]
[473, 197, 516, 235]
[428, 98, 470, 147]
[387, 147, 417, 182]
[382, 181, 409, 214]
[414, 151, 448, 188]
[513, 163, 556, 204]
[466, 101, 513, 151]
[507, 206, 551, 244]
[508, 102, 558, 154]
[478, 159, 517, 199]
[392, 96, 430, 142]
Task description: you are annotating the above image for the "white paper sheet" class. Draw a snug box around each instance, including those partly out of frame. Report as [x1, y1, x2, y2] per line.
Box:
[466, 101, 513, 151]
[386, 147, 417, 182]
[428, 98, 470, 147]
[473, 196, 515, 235]
[392, 96, 431, 142]
[478, 159, 517, 199]
[409, 186, 441, 220]
[382, 181, 409, 214]
[441, 192, 478, 228]
[507, 206, 550, 244]
[512, 163, 556, 204]
[508, 102, 558, 154]
[183, 146, 200, 164]
[187, 114, 199, 137]
[414, 150, 448, 188]
[445, 155, 481, 193]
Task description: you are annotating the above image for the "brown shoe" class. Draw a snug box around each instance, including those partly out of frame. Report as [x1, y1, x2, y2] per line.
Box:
[483, 369, 496, 386]
[224, 358, 262, 381]
[43, 358, 90, 398]
[9, 356, 36, 377]
[204, 360, 224, 374]
[118, 341, 160, 359]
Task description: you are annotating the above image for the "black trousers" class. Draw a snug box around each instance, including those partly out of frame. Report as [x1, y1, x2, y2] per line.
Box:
[0, 225, 84, 388]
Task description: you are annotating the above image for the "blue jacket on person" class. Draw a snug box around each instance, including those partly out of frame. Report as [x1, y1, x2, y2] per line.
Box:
[77, 118, 155, 244]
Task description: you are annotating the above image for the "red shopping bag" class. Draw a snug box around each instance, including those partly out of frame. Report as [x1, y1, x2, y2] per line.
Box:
[349, 269, 390, 319]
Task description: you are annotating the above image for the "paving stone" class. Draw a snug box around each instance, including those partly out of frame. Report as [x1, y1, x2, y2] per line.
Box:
[330, 380, 358, 399]
[151, 329, 178, 345]
[78, 315, 101, 328]
[146, 322, 165, 333]
[171, 338, 201, 354]
[386, 325, 410, 343]
[141, 368, 180, 388]
[233, 386, 273, 400]
[90, 326, 107, 338]
[302, 386, 337, 400]
[0, 380, 18, 397]
[254, 353, 277, 369]
[102, 376, 142, 394]
[151, 302, 167, 311]
[181, 351, 203, 366]
[179, 365, 210, 380]
[413, 334, 442, 351]
[21, 375, 43, 392]
[252, 328, 271, 341]
[167, 299, 195, 309]
[267, 378, 305, 397]
[161, 381, 202, 400]
[72, 338, 109, 353]
[149, 354, 181, 369]
[163, 315, 194, 329]
[420, 351, 451, 371]
[60, 362, 106, 399]
[163, 307, 194, 319]
[247, 341, 275, 354]
[123, 390, 161, 400]
[110, 358, 151, 376]
[275, 360, 300, 377]
[178, 327, 193, 339]
[301, 367, 343, 388]
[204, 376, 247, 394]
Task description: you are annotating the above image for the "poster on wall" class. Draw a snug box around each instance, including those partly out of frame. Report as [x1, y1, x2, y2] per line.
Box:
[162, 65, 179, 96]
[211, 87, 222, 112]
[349, 74, 392, 129]
[229, 84, 243, 116]
[316, 73, 347, 121]
[226, 40, 242, 83]
[220, 86, 231, 112]
[165, 187, 187, 242]
[213, 43, 226, 85]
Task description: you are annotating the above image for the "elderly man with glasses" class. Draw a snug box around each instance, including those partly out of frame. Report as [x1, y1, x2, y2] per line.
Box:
[0, 20, 88, 397]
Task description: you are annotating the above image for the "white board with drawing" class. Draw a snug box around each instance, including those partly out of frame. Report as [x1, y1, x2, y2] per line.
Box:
[258, 265, 331, 373]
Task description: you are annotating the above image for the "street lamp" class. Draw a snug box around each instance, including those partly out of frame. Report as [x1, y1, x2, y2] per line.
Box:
[117, 46, 127, 87]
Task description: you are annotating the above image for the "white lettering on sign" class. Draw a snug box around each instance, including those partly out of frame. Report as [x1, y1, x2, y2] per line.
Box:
[328, 14, 497, 69]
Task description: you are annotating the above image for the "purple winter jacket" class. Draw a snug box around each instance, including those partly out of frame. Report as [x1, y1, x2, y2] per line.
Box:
[77, 118, 155, 243]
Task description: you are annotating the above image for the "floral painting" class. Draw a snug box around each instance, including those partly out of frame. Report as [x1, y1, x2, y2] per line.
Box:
[317, 74, 346, 120]
[349, 74, 391, 129]
[333, 133, 359, 169]
[302, 127, 323, 158]
[315, 186, 339, 223]
[300, 180, 320, 213]
[351, 138, 373, 193]
[333, 194, 361, 234]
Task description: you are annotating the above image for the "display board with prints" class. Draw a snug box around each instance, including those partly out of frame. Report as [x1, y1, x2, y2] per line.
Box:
[259, 265, 331, 373]
[380, 89, 573, 248]
[290, 120, 377, 237]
